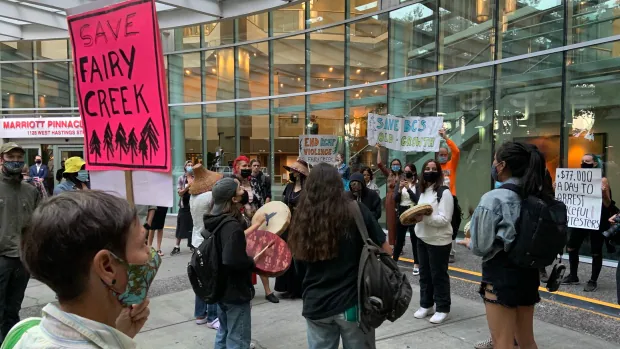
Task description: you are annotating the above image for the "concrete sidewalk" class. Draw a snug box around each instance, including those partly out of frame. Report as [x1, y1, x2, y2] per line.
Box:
[20, 227, 619, 348]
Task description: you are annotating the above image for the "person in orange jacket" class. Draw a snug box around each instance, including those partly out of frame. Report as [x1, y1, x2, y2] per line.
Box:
[437, 128, 460, 263]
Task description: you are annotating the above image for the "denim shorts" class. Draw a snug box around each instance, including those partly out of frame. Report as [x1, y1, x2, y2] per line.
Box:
[479, 252, 540, 308]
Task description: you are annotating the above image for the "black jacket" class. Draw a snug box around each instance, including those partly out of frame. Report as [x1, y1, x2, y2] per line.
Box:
[348, 173, 382, 221]
[204, 214, 255, 304]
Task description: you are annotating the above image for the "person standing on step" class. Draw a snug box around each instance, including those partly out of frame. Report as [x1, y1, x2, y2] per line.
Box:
[172, 161, 195, 256]
[437, 128, 461, 264]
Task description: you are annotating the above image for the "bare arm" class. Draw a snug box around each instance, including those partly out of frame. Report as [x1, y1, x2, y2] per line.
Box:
[376, 144, 390, 176]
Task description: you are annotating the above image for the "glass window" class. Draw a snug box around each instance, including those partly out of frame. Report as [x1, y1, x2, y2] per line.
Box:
[36, 40, 68, 60]
[390, 1, 437, 80]
[168, 53, 201, 117]
[307, 0, 345, 30]
[439, 0, 495, 70]
[1, 63, 35, 112]
[239, 100, 270, 167]
[237, 12, 269, 42]
[273, 35, 305, 96]
[309, 26, 345, 91]
[500, 0, 564, 59]
[310, 91, 345, 141]
[205, 18, 235, 47]
[205, 49, 235, 101]
[389, 76, 436, 117]
[0, 41, 33, 61]
[272, 1, 305, 34]
[35, 62, 71, 109]
[237, 43, 269, 98]
[205, 102, 236, 171]
[569, 0, 620, 45]
[184, 118, 204, 165]
[495, 53, 563, 180]
[273, 96, 304, 183]
[348, 91, 388, 168]
[180, 26, 201, 50]
[348, 14, 388, 86]
[350, 0, 380, 17]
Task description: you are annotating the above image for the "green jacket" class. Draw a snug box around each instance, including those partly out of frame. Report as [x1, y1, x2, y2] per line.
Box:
[0, 174, 40, 258]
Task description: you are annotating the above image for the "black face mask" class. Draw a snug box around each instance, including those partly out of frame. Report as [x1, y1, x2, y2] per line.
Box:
[423, 171, 439, 183]
[240, 169, 252, 178]
[405, 172, 415, 179]
[35, 160, 41, 164]
[239, 190, 250, 205]
[581, 162, 594, 169]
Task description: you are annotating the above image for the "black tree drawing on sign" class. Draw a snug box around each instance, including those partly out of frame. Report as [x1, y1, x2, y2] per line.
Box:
[89, 130, 102, 163]
[139, 117, 160, 163]
[127, 128, 139, 163]
[115, 124, 129, 160]
[103, 122, 114, 160]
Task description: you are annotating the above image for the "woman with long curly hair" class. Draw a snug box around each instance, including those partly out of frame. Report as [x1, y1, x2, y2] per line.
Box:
[288, 163, 391, 349]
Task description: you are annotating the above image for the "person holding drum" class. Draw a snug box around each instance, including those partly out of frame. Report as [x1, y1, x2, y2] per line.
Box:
[288, 163, 389, 349]
[233, 155, 280, 304]
[275, 159, 309, 299]
[376, 143, 404, 248]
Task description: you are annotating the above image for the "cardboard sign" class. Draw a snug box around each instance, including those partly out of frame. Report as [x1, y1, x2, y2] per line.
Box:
[555, 168, 602, 230]
[0, 117, 83, 138]
[67, 0, 170, 172]
[367, 114, 443, 152]
[299, 135, 339, 165]
[89, 170, 173, 207]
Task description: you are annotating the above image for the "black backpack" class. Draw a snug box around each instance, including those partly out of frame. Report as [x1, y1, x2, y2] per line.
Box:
[350, 201, 412, 334]
[187, 217, 235, 303]
[501, 184, 568, 268]
[437, 186, 462, 238]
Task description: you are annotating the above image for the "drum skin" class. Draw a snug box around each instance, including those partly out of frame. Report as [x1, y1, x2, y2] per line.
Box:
[246, 230, 292, 277]
[400, 204, 433, 226]
[252, 202, 291, 236]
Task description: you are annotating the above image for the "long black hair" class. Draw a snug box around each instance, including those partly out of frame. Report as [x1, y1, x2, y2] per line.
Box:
[496, 142, 548, 199]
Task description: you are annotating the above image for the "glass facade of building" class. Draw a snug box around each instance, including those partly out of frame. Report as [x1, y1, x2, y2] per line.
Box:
[2, 0, 620, 256]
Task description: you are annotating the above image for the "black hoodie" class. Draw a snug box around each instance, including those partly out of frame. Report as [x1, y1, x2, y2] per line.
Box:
[348, 172, 382, 220]
[203, 213, 255, 304]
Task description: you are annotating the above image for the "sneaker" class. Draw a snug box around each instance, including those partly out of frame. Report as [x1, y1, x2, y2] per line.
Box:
[412, 267, 420, 276]
[413, 307, 435, 319]
[170, 247, 180, 256]
[474, 337, 493, 349]
[429, 312, 449, 324]
[539, 269, 549, 283]
[448, 255, 455, 264]
[195, 317, 209, 325]
[206, 318, 220, 330]
[265, 293, 280, 303]
[561, 274, 579, 285]
[584, 280, 598, 292]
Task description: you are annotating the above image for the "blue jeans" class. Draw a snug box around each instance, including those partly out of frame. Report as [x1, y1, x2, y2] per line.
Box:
[306, 314, 376, 349]
[214, 302, 251, 349]
[194, 295, 218, 322]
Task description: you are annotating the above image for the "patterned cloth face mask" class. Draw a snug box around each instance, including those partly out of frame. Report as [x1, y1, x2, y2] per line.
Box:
[108, 247, 162, 306]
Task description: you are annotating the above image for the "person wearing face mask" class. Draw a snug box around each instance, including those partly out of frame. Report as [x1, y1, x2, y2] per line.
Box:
[376, 143, 405, 247]
[21, 164, 48, 200]
[561, 153, 617, 292]
[393, 164, 420, 275]
[53, 157, 89, 195]
[410, 159, 454, 325]
[348, 172, 382, 220]
[204, 178, 264, 349]
[171, 160, 195, 256]
[275, 159, 309, 299]
[437, 128, 461, 264]
[28, 155, 48, 184]
[11, 191, 157, 348]
[232, 155, 279, 304]
[0, 143, 40, 346]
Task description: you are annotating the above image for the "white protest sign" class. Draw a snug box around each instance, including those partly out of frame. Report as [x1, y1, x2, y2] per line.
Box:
[367, 114, 443, 152]
[555, 168, 602, 230]
[299, 135, 339, 165]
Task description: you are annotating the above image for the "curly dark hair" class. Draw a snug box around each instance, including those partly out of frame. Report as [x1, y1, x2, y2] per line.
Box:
[418, 159, 444, 192]
[288, 163, 352, 262]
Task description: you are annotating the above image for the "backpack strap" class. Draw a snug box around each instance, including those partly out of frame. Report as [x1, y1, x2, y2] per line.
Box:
[499, 183, 521, 197]
[348, 201, 372, 246]
[436, 185, 449, 203]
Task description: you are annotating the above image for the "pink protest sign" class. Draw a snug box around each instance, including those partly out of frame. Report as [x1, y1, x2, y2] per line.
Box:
[67, 0, 170, 172]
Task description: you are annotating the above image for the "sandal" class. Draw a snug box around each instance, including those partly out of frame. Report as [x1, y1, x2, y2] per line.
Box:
[157, 250, 164, 257]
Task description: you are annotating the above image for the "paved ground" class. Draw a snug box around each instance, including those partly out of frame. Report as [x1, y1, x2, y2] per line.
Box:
[19, 216, 620, 348]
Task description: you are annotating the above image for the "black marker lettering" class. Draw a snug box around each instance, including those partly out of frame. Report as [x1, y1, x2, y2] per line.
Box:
[80, 24, 93, 47]
[120, 86, 132, 115]
[108, 51, 122, 77]
[107, 18, 122, 39]
[90, 58, 103, 83]
[101, 54, 109, 80]
[109, 87, 120, 115]
[125, 13, 139, 36]
[119, 46, 136, 80]
[95, 21, 108, 45]
[78, 56, 89, 83]
[84, 91, 97, 116]
[97, 90, 111, 118]
[134, 84, 149, 113]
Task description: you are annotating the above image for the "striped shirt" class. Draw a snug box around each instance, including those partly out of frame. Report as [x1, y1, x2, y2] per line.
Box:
[15, 303, 138, 349]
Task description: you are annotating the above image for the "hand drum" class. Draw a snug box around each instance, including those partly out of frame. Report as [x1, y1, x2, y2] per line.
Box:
[246, 230, 292, 277]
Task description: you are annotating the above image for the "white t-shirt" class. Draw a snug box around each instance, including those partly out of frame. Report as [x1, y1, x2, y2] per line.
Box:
[414, 186, 454, 246]
[400, 184, 416, 207]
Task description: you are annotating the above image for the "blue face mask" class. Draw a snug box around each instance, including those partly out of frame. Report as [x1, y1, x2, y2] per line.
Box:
[494, 181, 503, 189]
[391, 165, 401, 172]
[186, 166, 193, 174]
[438, 155, 448, 164]
[77, 170, 89, 182]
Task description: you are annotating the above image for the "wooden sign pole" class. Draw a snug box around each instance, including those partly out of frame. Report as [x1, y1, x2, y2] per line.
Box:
[124, 171, 135, 205]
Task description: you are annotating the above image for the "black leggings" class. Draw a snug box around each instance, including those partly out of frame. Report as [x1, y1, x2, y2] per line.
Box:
[567, 228, 604, 282]
[393, 206, 418, 264]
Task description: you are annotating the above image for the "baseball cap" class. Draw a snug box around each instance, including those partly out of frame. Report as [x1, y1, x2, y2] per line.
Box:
[0, 142, 24, 154]
[210, 177, 239, 215]
[64, 156, 86, 173]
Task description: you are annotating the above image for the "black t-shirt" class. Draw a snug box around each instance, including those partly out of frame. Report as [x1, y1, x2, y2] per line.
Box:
[299, 202, 386, 320]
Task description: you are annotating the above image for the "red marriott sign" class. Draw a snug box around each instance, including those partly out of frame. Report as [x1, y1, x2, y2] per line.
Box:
[0, 117, 84, 138]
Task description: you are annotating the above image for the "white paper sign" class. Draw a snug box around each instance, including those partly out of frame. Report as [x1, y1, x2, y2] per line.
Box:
[555, 168, 602, 230]
[0, 117, 83, 138]
[89, 170, 173, 208]
[367, 114, 443, 152]
[299, 135, 339, 165]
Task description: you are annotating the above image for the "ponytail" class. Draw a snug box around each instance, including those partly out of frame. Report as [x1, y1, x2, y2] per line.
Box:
[496, 141, 547, 198]
[522, 145, 546, 197]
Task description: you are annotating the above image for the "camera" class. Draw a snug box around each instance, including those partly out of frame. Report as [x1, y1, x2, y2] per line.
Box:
[602, 215, 620, 239]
